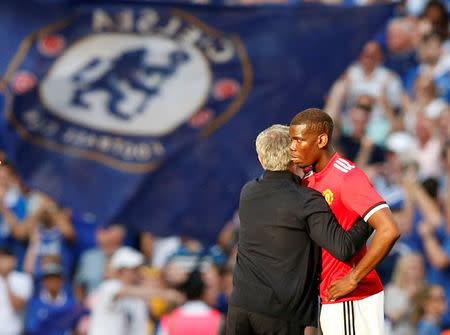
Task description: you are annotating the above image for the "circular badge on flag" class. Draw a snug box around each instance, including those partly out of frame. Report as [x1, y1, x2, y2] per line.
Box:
[40, 35, 212, 136]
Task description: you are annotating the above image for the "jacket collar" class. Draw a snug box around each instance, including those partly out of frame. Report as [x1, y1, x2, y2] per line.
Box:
[262, 170, 296, 181]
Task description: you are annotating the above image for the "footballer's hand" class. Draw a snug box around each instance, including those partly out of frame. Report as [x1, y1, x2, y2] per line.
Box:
[326, 272, 358, 301]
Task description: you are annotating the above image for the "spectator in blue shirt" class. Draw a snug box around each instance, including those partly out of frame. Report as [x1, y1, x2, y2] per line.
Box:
[22, 195, 75, 282]
[377, 17, 418, 79]
[418, 217, 450, 329]
[25, 262, 83, 335]
[73, 224, 125, 300]
[404, 30, 450, 102]
[400, 174, 442, 255]
[412, 284, 448, 335]
[0, 164, 28, 268]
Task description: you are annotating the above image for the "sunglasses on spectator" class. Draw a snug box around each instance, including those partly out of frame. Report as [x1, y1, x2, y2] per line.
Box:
[354, 104, 372, 112]
[429, 294, 446, 302]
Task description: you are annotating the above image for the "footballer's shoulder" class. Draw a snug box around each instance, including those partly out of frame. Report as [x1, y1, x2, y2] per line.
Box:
[331, 156, 356, 174]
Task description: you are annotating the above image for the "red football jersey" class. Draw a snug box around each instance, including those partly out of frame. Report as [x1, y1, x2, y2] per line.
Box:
[302, 153, 387, 304]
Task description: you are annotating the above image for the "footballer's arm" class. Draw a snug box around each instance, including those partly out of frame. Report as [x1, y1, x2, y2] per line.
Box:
[327, 208, 400, 301]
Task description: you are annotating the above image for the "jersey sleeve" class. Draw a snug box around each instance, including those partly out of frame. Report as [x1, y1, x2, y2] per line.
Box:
[341, 168, 388, 222]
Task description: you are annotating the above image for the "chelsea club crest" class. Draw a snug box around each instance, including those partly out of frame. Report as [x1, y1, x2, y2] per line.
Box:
[4, 8, 252, 172]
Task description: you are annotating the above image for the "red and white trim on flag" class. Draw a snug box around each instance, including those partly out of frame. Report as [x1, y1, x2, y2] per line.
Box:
[38, 35, 65, 57]
[213, 79, 240, 100]
[12, 71, 37, 94]
[189, 108, 214, 128]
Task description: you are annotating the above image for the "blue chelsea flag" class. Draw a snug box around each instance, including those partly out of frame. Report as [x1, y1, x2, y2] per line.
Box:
[0, 0, 394, 243]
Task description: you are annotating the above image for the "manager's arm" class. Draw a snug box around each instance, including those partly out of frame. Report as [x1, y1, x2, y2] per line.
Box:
[304, 194, 373, 262]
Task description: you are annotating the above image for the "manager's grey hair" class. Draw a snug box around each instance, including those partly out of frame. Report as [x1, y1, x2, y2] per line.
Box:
[255, 124, 291, 171]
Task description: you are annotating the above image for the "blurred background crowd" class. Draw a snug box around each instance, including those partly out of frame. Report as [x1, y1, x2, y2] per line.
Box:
[188, 0, 448, 14]
[0, 0, 449, 335]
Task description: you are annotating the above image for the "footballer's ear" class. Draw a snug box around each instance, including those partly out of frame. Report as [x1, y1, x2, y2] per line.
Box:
[318, 133, 329, 149]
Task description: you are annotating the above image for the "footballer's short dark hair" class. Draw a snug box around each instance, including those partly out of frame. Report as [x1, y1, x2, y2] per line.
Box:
[290, 108, 333, 139]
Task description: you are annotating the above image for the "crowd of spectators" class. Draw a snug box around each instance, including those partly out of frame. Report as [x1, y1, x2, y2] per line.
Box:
[0, 0, 448, 334]
[323, 1, 450, 334]
[0, 158, 237, 335]
[190, 0, 449, 15]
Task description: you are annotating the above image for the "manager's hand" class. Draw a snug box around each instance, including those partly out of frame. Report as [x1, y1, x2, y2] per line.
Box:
[326, 271, 358, 301]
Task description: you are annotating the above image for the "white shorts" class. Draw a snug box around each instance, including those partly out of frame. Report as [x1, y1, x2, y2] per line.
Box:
[320, 291, 384, 335]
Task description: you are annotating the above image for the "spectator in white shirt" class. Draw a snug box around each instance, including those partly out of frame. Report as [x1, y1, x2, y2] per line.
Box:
[401, 74, 448, 134]
[384, 252, 426, 335]
[409, 113, 443, 180]
[88, 247, 183, 335]
[0, 246, 33, 335]
[326, 40, 403, 145]
[88, 247, 149, 335]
